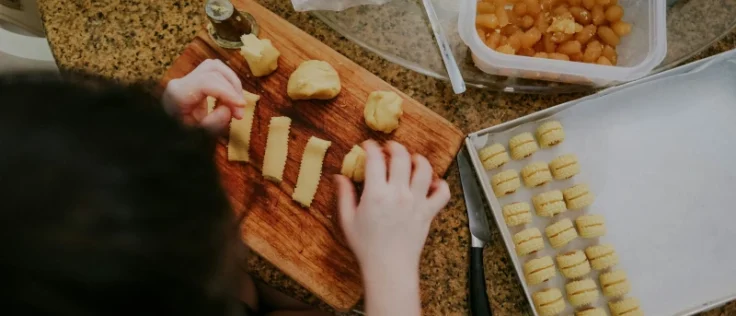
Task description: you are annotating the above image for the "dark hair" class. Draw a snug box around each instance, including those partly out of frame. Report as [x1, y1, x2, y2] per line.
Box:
[0, 72, 241, 315]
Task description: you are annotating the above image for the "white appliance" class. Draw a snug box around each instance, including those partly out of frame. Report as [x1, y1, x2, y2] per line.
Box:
[0, 0, 57, 72]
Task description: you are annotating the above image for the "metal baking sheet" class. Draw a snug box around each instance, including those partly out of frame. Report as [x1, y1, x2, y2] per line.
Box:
[466, 50, 736, 316]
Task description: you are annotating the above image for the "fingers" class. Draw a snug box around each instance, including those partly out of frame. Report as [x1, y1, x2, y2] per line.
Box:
[386, 141, 411, 186]
[334, 175, 357, 228]
[410, 154, 433, 197]
[198, 74, 246, 119]
[426, 179, 451, 216]
[200, 105, 232, 135]
[362, 140, 387, 188]
[199, 59, 242, 92]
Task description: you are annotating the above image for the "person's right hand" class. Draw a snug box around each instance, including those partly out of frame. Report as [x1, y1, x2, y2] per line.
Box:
[161, 59, 246, 134]
[335, 140, 451, 270]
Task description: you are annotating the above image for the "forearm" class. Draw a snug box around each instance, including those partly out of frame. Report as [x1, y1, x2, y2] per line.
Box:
[362, 260, 422, 316]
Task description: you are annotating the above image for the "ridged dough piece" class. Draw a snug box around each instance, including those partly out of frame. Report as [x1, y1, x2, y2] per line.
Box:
[206, 96, 217, 114]
[509, 132, 539, 160]
[609, 298, 643, 316]
[513, 228, 545, 256]
[524, 256, 556, 285]
[537, 121, 565, 148]
[556, 250, 591, 278]
[545, 218, 578, 249]
[478, 143, 509, 170]
[585, 244, 619, 270]
[292, 137, 332, 207]
[600, 270, 631, 298]
[566, 278, 599, 307]
[549, 154, 580, 180]
[521, 162, 553, 187]
[491, 169, 520, 197]
[340, 145, 366, 182]
[503, 202, 532, 227]
[287, 60, 341, 100]
[228, 90, 260, 162]
[262, 117, 292, 182]
[576, 214, 607, 238]
[532, 288, 566, 316]
[576, 307, 607, 316]
[533, 190, 567, 217]
[563, 184, 595, 210]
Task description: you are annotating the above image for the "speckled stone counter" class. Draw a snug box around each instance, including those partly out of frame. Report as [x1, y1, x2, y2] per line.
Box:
[37, 1, 736, 315]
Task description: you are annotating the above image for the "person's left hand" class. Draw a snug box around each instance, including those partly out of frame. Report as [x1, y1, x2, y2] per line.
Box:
[162, 59, 246, 134]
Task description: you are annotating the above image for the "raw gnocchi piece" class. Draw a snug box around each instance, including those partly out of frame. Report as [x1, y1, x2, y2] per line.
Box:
[503, 202, 532, 227]
[600, 270, 631, 298]
[521, 162, 553, 187]
[536, 120, 565, 148]
[532, 190, 567, 217]
[509, 132, 539, 160]
[566, 278, 599, 307]
[576, 307, 607, 316]
[524, 256, 557, 285]
[609, 298, 643, 316]
[549, 154, 580, 180]
[545, 218, 578, 249]
[478, 143, 510, 170]
[576, 214, 607, 238]
[532, 288, 566, 316]
[492, 169, 521, 197]
[585, 244, 619, 270]
[563, 184, 595, 210]
[513, 228, 545, 256]
[556, 250, 591, 278]
[227, 90, 260, 162]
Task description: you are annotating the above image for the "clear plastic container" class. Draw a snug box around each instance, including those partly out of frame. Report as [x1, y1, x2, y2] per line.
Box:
[458, 0, 668, 86]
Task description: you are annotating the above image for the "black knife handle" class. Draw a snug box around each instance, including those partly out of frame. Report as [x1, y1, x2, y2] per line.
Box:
[470, 247, 493, 316]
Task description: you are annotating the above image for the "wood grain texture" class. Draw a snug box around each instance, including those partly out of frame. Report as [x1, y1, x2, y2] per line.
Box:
[159, 0, 464, 310]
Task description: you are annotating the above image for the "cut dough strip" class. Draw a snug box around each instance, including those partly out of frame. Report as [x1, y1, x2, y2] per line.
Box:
[228, 90, 260, 162]
[292, 136, 332, 207]
[206, 96, 217, 114]
[262, 117, 292, 182]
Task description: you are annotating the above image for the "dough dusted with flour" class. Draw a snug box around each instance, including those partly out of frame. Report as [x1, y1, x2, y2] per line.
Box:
[287, 60, 341, 100]
[240, 34, 280, 77]
[363, 91, 403, 133]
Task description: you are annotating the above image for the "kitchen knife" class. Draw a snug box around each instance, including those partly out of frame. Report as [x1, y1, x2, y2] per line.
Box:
[457, 148, 493, 316]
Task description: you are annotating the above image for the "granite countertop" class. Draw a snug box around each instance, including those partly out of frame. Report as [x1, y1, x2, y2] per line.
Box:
[37, 0, 736, 315]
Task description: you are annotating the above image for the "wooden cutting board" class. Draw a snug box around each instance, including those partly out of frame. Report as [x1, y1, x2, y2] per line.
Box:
[159, 0, 464, 310]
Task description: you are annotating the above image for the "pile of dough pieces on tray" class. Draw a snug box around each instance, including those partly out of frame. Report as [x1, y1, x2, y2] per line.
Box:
[477, 121, 642, 316]
[209, 33, 404, 208]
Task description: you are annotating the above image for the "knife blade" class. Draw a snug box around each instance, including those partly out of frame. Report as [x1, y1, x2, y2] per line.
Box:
[457, 148, 493, 316]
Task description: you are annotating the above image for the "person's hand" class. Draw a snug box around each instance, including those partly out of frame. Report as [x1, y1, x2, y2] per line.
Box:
[162, 59, 246, 134]
[335, 140, 451, 270]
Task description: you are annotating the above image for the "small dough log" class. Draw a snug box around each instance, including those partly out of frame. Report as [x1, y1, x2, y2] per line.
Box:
[609, 298, 642, 316]
[293, 136, 332, 207]
[521, 161, 553, 187]
[565, 278, 599, 307]
[262, 117, 292, 182]
[600, 270, 631, 298]
[478, 143, 509, 170]
[524, 256, 556, 285]
[556, 250, 591, 279]
[549, 154, 580, 180]
[341, 145, 366, 182]
[509, 132, 538, 160]
[502, 202, 532, 227]
[575, 214, 606, 238]
[240, 34, 280, 77]
[287, 60, 341, 100]
[491, 169, 520, 197]
[513, 228, 544, 256]
[364, 91, 403, 133]
[228, 90, 260, 162]
[563, 184, 595, 210]
[532, 190, 567, 217]
[532, 288, 566, 316]
[576, 308, 607, 316]
[536, 120, 565, 148]
[585, 244, 619, 270]
[545, 218, 578, 249]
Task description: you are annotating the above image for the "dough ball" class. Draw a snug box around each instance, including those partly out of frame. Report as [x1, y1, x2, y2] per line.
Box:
[364, 91, 403, 133]
[341, 145, 366, 182]
[287, 60, 341, 100]
[240, 34, 280, 77]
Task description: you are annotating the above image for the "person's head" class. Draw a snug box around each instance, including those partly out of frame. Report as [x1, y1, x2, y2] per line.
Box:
[0, 72, 240, 315]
